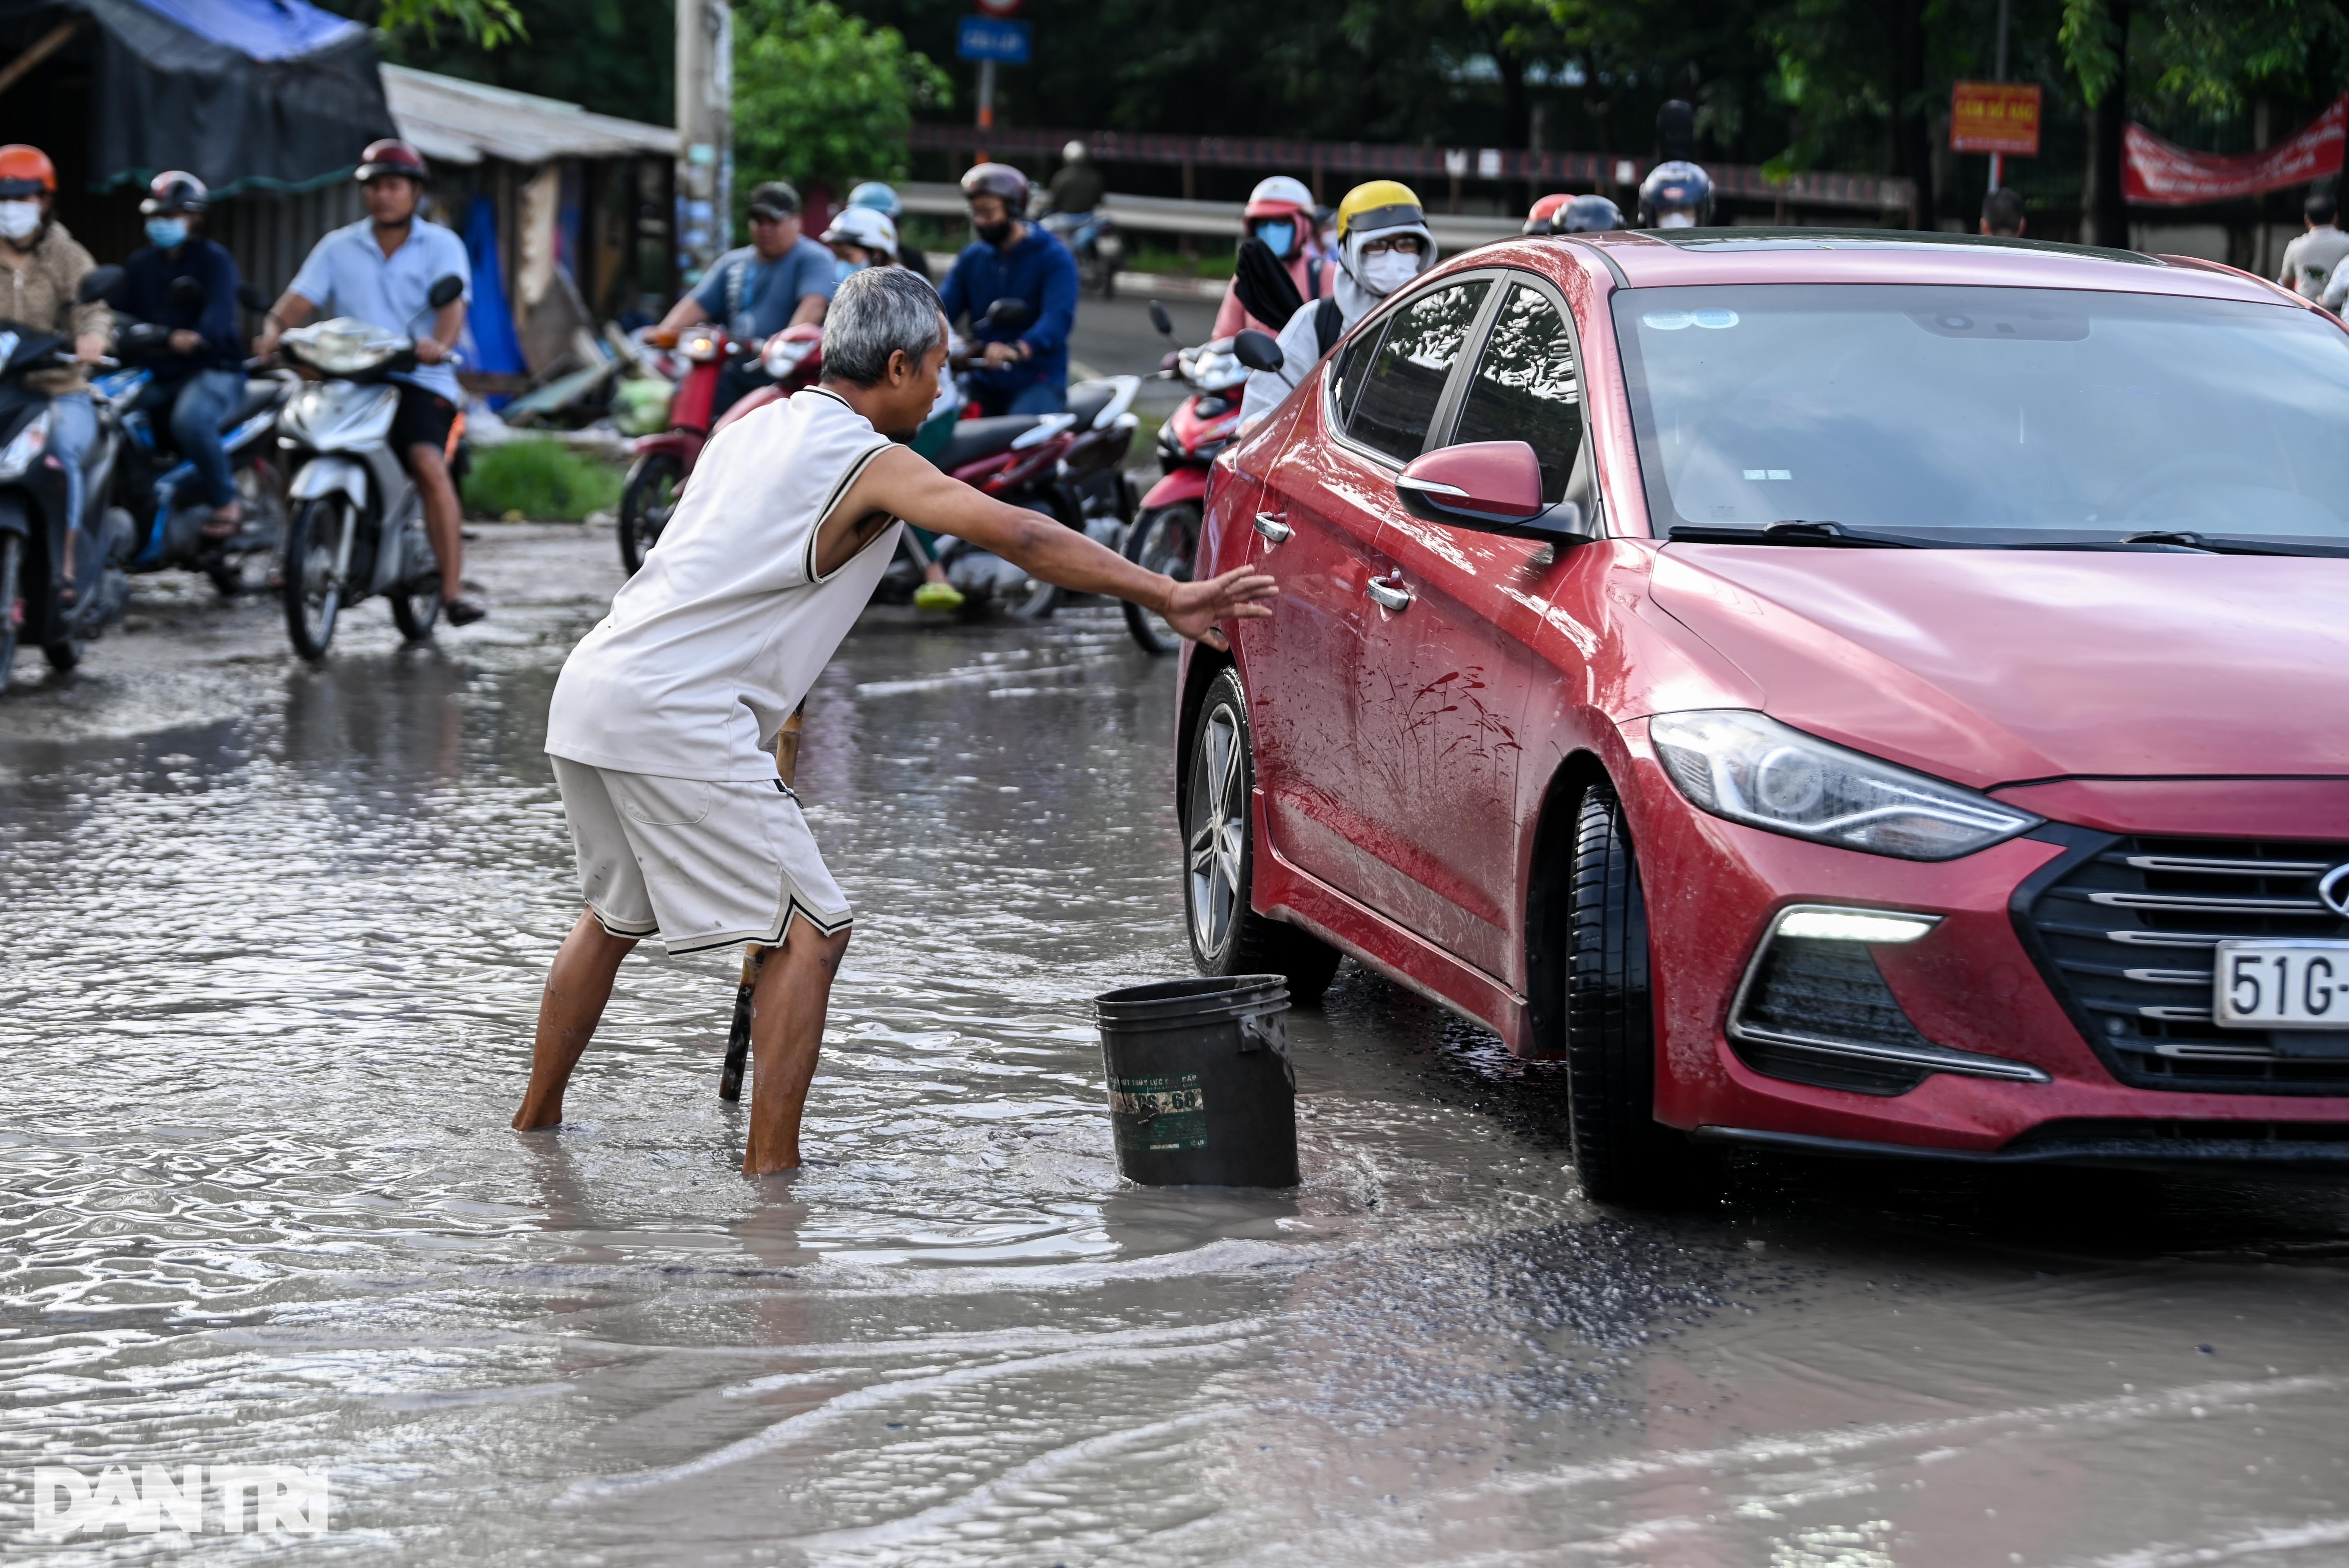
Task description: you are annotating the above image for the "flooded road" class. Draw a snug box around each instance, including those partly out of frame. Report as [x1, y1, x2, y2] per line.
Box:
[4, 525, 2347, 1566]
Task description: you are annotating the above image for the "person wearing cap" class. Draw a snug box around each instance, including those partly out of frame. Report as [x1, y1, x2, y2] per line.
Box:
[1239, 179, 1437, 429]
[0, 144, 107, 594]
[110, 171, 248, 537]
[260, 139, 481, 625]
[848, 181, 925, 280]
[937, 162, 1080, 417]
[656, 180, 838, 420]
[1213, 175, 1335, 339]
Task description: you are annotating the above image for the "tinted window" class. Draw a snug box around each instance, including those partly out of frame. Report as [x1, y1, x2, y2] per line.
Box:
[1451, 284, 1582, 501]
[1327, 312, 1383, 430]
[1345, 281, 1490, 461]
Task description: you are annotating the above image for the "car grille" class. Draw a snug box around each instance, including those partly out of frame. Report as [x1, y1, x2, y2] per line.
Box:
[2019, 836, 2349, 1094]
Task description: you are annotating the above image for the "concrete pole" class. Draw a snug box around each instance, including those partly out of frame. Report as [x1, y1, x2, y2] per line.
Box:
[676, 0, 733, 288]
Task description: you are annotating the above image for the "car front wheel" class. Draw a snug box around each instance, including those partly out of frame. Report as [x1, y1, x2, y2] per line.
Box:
[1185, 666, 1342, 1001]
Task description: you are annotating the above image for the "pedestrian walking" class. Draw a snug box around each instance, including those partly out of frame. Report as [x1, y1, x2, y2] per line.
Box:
[2281, 191, 2349, 306]
[512, 267, 1277, 1174]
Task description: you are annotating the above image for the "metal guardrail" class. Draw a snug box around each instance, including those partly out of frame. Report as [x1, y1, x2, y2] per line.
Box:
[900, 182, 1527, 251]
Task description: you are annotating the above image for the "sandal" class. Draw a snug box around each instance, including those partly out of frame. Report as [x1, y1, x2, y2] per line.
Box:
[444, 597, 488, 626]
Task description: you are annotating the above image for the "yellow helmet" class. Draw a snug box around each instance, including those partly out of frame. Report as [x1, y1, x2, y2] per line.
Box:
[1337, 180, 1424, 243]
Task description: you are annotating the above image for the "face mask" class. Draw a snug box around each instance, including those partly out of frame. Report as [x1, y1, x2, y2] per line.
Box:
[1359, 248, 1419, 296]
[145, 217, 188, 250]
[974, 219, 1014, 248]
[834, 257, 867, 283]
[1253, 219, 1295, 257]
[1657, 210, 1698, 229]
[0, 201, 41, 242]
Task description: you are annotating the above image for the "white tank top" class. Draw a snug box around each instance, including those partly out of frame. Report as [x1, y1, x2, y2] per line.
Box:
[545, 388, 899, 781]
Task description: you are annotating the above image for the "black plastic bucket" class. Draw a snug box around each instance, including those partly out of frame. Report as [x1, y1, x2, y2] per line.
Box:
[1095, 974, 1297, 1188]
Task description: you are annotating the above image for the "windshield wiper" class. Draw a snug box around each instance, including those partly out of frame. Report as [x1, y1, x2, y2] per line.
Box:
[2116, 530, 2349, 558]
[1667, 520, 1927, 549]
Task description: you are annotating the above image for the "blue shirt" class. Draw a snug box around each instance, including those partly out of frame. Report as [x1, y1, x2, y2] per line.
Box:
[110, 236, 242, 385]
[689, 237, 838, 342]
[287, 217, 472, 401]
[938, 228, 1079, 392]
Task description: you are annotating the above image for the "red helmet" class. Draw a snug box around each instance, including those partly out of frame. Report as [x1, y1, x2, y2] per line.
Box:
[0, 144, 55, 200]
[142, 170, 209, 216]
[960, 161, 1029, 217]
[356, 139, 429, 185]
[1523, 192, 1576, 235]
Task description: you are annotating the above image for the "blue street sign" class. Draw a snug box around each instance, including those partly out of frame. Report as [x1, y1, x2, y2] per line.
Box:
[957, 15, 1030, 64]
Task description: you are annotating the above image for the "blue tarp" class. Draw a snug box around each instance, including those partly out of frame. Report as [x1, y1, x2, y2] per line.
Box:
[461, 193, 527, 380]
[118, 0, 361, 62]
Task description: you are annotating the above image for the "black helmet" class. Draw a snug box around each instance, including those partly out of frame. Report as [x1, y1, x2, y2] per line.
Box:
[1637, 160, 1713, 228]
[1560, 194, 1624, 233]
[356, 139, 429, 185]
[960, 162, 1029, 217]
[141, 169, 209, 216]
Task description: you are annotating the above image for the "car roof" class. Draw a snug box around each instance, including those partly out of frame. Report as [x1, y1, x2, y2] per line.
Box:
[1487, 226, 2292, 307]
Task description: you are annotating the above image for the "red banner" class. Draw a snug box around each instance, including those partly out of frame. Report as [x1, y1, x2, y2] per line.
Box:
[2124, 95, 2348, 205]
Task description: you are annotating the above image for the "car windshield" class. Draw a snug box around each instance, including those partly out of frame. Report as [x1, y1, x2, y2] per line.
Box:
[1612, 282, 2349, 547]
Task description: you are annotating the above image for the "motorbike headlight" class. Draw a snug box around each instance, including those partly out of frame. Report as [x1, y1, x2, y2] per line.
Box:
[1190, 351, 1247, 392]
[1648, 709, 2037, 861]
[0, 406, 49, 480]
[285, 319, 401, 375]
[680, 328, 724, 364]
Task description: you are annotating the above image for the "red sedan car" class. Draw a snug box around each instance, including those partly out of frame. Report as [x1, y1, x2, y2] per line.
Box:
[1176, 228, 2349, 1201]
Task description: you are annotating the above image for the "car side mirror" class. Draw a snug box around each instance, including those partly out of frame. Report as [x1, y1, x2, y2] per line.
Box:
[77, 265, 123, 304]
[1148, 299, 1173, 339]
[236, 282, 274, 314]
[167, 275, 206, 313]
[427, 273, 466, 309]
[984, 296, 1032, 332]
[1232, 328, 1283, 373]
[1395, 441, 1586, 539]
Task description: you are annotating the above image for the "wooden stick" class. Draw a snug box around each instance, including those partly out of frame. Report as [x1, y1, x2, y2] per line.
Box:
[719, 702, 804, 1101]
[0, 20, 81, 102]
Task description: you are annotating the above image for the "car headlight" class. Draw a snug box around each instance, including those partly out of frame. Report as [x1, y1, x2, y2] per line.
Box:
[1648, 709, 2038, 861]
[0, 406, 50, 480]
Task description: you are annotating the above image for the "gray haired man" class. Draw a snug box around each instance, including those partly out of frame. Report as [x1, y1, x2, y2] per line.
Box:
[515, 267, 1278, 1174]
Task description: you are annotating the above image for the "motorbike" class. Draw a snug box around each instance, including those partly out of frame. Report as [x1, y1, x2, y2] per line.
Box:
[0, 266, 135, 690]
[1039, 207, 1124, 298]
[1121, 301, 1246, 654]
[97, 276, 292, 598]
[616, 320, 826, 574]
[262, 273, 466, 660]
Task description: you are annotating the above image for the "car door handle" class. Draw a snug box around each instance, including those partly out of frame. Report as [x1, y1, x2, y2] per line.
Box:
[1253, 512, 1292, 545]
[1365, 574, 1412, 612]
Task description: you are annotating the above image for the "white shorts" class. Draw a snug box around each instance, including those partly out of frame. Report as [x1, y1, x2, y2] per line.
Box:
[550, 757, 852, 956]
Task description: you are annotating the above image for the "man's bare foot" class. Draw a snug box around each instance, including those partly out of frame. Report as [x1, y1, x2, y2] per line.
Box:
[742, 1150, 802, 1176]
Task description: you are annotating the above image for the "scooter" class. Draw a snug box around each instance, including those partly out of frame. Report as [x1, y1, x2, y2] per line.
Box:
[262, 273, 467, 659]
[97, 276, 292, 598]
[1039, 207, 1124, 298]
[1121, 300, 1246, 654]
[700, 321, 825, 442]
[0, 266, 135, 690]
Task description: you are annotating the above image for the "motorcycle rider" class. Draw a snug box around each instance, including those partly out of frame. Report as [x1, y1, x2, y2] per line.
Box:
[1638, 160, 1715, 229]
[655, 180, 838, 422]
[1213, 175, 1334, 338]
[1048, 140, 1105, 217]
[110, 171, 249, 537]
[0, 144, 109, 602]
[938, 162, 1079, 417]
[822, 206, 898, 276]
[1239, 179, 1436, 429]
[1523, 192, 1576, 234]
[258, 139, 481, 624]
[848, 181, 925, 280]
[1560, 193, 1625, 232]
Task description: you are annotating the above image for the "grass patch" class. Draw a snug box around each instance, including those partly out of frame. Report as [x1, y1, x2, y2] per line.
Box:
[463, 438, 623, 522]
[1123, 246, 1237, 280]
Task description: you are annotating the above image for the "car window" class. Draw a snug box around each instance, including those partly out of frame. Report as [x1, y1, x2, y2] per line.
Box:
[1344, 280, 1491, 462]
[1451, 283, 1581, 501]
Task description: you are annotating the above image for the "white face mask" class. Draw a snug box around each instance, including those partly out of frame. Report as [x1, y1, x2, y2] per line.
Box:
[1656, 210, 1698, 229]
[1359, 248, 1419, 296]
[0, 201, 41, 242]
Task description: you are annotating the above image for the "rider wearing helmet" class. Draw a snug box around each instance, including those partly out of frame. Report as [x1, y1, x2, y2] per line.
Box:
[1637, 161, 1714, 229]
[1213, 174, 1335, 338]
[260, 139, 482, 624]
[848, 181, 925, 280]
[0, 144, 108, 594]
[1560, 193, 1624, 233]
[822, 206, 899, 277]
[938, 162, 1080, 416]
[1523, 192, 1576, 234]
[112, 171, 250, 536]
[1047, 140, 1105, 217]
[1239, 178, 1437, 428]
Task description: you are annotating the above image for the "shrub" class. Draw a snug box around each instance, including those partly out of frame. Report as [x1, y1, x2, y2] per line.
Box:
[462, 438, 623, 522]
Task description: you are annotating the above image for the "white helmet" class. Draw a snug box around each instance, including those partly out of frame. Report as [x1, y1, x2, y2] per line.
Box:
[821, 204, 898, 260]
[1063, 139, 1089, 164]
[1246, 175, 1315, 214]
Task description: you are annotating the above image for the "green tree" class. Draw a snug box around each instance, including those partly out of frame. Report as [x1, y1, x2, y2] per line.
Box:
[733, 0, 951, 201]
[322, 0, 528, 50]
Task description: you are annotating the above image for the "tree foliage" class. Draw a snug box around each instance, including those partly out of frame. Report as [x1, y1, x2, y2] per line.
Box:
[367, 0, 671, 127]
[733, 0, 951, 198]
[323, 0, 528, 52]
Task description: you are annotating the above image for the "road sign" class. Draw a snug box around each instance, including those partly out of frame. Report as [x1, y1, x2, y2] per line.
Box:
[1951, 81, 2041, 157]
[974, 0, 1023, 14]
[957, 15, 1030, 64]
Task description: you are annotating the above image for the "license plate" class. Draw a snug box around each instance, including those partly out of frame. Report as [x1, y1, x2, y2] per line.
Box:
[2214, 940, 2349, 1029]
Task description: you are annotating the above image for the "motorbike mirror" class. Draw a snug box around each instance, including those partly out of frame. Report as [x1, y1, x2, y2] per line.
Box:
[236, 282, 274, 314]
[1395, 440, 1585, 540]
[984, 296, 1032, 333]
[77, 264, 123, 304]
[167, 275, 206, 314]
[1232, 329, 1283, 374]
[1148, 300, 1173, 339]
[426, 273, 466, 309]
[1160, 349, 1181, 373]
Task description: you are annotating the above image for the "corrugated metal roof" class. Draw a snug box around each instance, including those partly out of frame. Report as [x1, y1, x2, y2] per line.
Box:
[381, 64, 676, 167]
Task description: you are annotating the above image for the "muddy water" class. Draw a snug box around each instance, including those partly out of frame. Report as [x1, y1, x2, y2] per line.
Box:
[3, 531, 2347, 1565]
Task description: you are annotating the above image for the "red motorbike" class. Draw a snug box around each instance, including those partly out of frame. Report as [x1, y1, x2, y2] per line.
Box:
[615, 321, 825, 574]
[1121, 301, 1247, 653]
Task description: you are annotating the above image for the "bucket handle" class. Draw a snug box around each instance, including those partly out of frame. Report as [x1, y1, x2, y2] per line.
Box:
[1238, 1009, 1294, 1090]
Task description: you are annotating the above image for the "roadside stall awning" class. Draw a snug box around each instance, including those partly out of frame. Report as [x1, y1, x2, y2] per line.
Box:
[0, 0, 399, 194]
[380, 64, 676, 168]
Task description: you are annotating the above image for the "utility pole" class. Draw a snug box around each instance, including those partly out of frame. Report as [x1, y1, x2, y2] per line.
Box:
[1988, 0, 2011, 192]
[675, 0, 733, 288]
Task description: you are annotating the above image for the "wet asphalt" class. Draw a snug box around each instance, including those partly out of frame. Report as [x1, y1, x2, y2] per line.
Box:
[3, 522, 2347, 1566]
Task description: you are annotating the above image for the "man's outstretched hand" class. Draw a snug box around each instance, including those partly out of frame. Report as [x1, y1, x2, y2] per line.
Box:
[1162, 566, 1280, 651]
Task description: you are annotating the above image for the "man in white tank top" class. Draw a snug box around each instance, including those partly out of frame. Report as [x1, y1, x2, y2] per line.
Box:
[515, 267, 1277, 1174]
